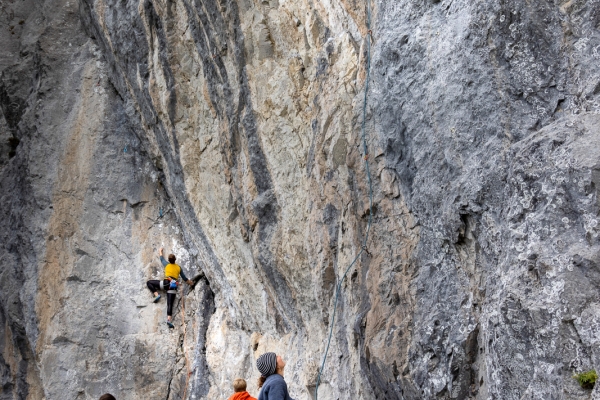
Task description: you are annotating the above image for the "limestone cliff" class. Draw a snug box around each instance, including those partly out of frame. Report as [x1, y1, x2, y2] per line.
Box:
[1, 0, 599, 399]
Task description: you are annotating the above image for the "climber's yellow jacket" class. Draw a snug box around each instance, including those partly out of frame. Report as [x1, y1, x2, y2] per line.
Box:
[160, 255, 189, 281]
[165, 263, 181, 279]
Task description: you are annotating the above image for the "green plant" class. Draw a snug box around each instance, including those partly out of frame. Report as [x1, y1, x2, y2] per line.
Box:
[573, 370, 597, 389]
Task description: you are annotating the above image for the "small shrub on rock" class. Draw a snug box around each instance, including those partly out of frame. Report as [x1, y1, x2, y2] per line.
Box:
[573, 370, 597, 389]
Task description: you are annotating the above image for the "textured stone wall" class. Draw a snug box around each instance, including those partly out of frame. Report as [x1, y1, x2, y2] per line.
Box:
[0, 1, 211, 399]
[1, 0, 600, 399]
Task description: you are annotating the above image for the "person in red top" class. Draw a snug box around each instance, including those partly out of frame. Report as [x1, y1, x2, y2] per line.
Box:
[228, 378, 257, 400]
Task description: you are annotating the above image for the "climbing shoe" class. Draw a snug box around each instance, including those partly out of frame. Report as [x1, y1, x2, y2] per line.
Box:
[153, 294, 161, 303]
[167, 321, 174, 329]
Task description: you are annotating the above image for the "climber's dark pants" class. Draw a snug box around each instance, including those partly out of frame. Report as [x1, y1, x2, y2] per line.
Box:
[146, 280, 163, 293]
[165, 292, 176, 316]
[146, 280, 177, 317]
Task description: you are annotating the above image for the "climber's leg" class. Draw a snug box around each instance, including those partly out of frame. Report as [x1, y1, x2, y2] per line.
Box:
[147, 280, 161, 302]
[166, 292, 176, 328]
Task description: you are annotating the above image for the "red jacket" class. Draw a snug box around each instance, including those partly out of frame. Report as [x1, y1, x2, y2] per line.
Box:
[228, 391, 257, 400]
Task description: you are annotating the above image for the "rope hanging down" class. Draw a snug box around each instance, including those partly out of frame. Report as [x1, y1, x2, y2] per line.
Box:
[314, 1, 373, 398]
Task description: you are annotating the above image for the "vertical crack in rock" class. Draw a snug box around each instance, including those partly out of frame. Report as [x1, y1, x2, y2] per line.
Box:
[143, 1, 177, 127]
[0, 35, 45, 395]
[181, 0, 302, 332]
[186, 277, 215, 398]
[0, 258, 33, 400]
[0, 152, 43, 400]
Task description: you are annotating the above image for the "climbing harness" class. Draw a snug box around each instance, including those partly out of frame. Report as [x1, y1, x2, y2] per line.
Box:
[314, 0, 374, 397]
[159, 277, 179, 294]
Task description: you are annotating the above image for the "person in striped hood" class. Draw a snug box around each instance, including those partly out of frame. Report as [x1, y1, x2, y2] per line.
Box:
[256, 352, 294, 400]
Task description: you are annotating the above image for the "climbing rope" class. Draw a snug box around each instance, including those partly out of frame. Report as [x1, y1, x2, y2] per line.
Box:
[314, 1, 373, 398]
[180, 287, 193, 400]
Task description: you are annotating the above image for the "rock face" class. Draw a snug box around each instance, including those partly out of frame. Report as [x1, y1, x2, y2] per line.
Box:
[1, 0, 600, 399]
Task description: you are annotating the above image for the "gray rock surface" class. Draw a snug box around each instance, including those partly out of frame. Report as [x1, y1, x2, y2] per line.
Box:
[1, 0, 599, 399]
[0, 1, 210, 399]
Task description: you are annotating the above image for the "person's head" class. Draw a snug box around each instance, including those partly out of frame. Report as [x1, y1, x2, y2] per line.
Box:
[257, 352, 286, 388]
[99, 394, 116, 400]
[232, 378, 247, 392]
[168, 254, 176, 264]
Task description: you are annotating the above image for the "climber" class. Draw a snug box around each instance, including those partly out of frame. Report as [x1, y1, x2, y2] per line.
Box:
[99, 395, 115, 400]
[146, 247, 193, 328]
[256, 352, 294, 400]
[228, 378, 257, 400]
